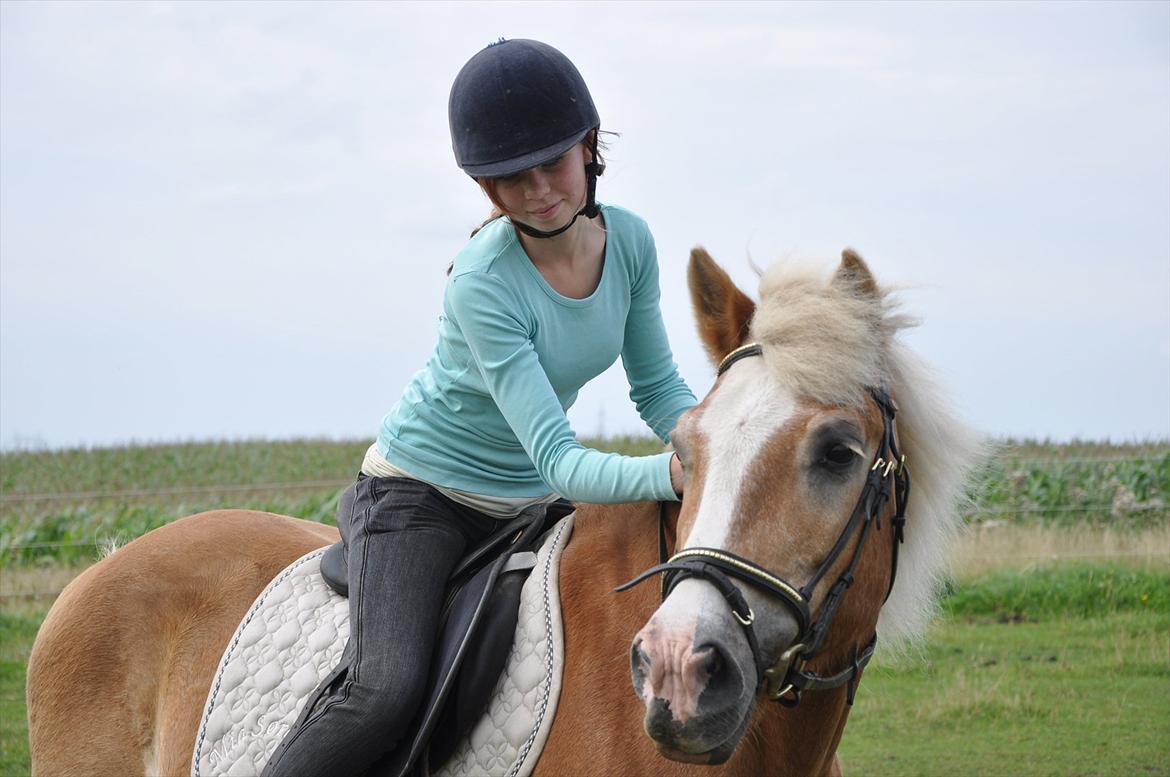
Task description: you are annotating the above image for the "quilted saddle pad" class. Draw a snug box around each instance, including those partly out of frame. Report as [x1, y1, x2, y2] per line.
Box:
[192, 515, 574, 777]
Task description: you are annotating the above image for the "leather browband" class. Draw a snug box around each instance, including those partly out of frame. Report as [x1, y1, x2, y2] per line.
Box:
[717, 343, 763, 376]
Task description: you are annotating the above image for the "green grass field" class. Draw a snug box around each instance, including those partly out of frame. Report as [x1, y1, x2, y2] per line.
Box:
[0, 613, 37, 775]
[840, 610, 1170, 777]
[2, 438, 1168, 775]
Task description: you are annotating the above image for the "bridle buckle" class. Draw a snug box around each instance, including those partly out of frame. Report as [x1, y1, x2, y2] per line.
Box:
[763, 642, 807, 701]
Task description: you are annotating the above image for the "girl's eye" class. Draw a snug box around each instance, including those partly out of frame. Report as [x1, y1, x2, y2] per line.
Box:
[541, 155, 565, 170]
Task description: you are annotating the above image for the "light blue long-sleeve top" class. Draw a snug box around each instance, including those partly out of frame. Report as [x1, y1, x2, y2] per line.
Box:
[378, 203, 697, 503]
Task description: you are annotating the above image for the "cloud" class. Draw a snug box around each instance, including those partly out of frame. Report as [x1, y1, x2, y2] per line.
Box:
[2, 1, 1168, 447]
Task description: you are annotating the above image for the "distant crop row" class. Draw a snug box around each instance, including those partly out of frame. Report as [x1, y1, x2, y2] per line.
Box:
[976, 441, 1168, 528]
[1, 437, 1166, 566]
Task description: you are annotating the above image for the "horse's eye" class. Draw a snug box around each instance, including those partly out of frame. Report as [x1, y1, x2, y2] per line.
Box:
[820, 443, 857, 470]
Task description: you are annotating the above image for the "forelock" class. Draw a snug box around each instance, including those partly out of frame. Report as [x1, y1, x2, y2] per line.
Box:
[748, 261, 912, 407]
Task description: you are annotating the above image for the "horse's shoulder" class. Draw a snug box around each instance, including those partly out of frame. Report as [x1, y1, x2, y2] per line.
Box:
[563, 502, 658, 560]
[559, 501, 661, 622]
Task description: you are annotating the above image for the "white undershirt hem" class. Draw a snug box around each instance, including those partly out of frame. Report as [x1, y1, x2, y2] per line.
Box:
[361, 442, 561, 520]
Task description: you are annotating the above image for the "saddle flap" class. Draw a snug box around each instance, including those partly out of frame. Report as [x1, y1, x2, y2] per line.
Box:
[448, 500, 574, 585]
[392, 501, 572, 777]
[426, 565, 528, 770]
[391, 549, 512, 776]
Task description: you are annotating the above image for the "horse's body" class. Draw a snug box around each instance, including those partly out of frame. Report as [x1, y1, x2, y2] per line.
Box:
[27, 249, 981, 776]
[26, 504, 839, 776]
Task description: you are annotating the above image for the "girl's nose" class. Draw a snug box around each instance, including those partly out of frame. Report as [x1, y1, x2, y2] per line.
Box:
[523, 170, 551, 198]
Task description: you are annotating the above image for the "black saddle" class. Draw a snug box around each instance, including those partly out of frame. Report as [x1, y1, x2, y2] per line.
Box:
[318, 498, 575, 777]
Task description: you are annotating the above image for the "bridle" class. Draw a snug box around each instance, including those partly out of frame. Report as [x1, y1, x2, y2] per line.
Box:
[617, 342, 911, 708]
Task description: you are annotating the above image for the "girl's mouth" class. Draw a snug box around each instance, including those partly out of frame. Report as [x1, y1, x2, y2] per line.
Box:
[531, 201, 561, 220]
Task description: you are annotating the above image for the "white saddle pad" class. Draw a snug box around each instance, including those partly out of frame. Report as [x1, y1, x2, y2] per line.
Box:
[192, 515, 574, 777]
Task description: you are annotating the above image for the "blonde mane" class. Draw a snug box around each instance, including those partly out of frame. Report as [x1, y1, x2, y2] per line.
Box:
[749, 259, 987, 646]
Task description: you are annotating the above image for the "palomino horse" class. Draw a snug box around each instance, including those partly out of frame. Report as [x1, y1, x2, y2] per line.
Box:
[27, 249, 981, 776]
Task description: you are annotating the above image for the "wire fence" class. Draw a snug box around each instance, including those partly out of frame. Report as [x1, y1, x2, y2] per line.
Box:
[990, 455, 1169, 465]
[1, 503, 1165, 555]
[1, 453, 1165, 566]
[1, 540, 103, 550]
[0, 479, 350, 505]
[1, 453, 1165, 505]
[2, 505, 1166, 552]
[972, 504, 1166, 516]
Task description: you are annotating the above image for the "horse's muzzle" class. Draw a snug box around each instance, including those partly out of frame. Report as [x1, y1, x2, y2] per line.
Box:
[630, 582, 759, 761]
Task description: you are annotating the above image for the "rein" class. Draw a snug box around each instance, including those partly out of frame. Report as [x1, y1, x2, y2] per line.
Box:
[616, 342, 911, 708]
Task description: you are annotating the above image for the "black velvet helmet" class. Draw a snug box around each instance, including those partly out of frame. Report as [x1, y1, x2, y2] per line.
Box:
[449, 39, 600, 179]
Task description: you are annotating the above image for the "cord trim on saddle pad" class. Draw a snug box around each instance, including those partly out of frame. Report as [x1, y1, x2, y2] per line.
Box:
[508, 517, 568, 776]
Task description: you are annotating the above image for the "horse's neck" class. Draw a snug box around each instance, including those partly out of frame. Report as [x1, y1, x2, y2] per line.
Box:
[750, 536, 884, 776]
[753, 516, 895, 775]
[558, 501, 665, 660]
[754, 687, 854, 776]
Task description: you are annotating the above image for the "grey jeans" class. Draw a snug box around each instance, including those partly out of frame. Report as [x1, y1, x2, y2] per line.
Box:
[261, 475, 498, 777]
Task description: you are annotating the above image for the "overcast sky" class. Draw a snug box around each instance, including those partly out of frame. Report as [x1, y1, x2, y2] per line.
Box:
[1, 1, 1167, 451]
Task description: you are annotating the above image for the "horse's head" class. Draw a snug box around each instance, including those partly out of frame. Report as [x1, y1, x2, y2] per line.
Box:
[627, 248, 978, 764]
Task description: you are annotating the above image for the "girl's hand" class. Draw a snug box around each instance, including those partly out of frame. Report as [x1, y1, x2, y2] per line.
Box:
[669, 453, 684, 498]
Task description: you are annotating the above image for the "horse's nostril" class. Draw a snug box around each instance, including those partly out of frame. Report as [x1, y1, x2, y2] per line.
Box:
[630, 640, 651, 690]
[695, 644, 724, 681]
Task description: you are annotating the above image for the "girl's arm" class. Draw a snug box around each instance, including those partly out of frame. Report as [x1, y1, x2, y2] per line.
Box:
[620, 230, 698, 441]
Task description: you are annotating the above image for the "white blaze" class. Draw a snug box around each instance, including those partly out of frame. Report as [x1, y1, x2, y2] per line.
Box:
[685, 360, 796, 550]
[636, 362, 798, 722]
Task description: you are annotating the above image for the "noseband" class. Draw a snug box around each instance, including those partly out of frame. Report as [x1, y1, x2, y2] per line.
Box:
[617, 342, 911, 708]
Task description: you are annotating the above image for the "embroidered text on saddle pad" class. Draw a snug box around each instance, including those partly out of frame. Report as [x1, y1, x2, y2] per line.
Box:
[192, 515, 574, 776]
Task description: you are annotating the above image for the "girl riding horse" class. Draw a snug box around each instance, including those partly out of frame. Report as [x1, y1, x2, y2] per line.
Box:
[261, 38, 696, 776]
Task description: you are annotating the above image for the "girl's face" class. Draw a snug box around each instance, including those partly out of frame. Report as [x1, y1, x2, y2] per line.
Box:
[482, 142, 589, 230]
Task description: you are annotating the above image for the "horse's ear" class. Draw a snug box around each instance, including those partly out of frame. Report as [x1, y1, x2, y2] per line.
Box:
[834, 248, 879, 298]
[688, 247, 756, 365]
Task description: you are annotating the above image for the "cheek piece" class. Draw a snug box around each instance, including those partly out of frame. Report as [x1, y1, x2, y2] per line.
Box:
[509, 132, 606, 241]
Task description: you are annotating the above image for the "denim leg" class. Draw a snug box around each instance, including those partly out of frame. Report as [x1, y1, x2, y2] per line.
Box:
[262, 476, 496, 777]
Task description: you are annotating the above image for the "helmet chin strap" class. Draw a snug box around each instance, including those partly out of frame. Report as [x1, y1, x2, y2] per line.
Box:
[511, 132, 605, 240]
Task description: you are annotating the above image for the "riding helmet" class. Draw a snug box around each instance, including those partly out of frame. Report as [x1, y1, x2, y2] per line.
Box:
[449, 39, 600, 178]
